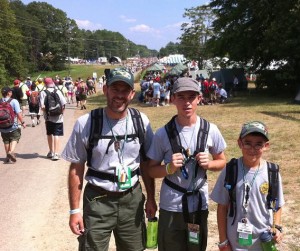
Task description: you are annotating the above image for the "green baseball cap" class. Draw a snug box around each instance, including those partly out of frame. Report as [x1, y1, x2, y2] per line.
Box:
[106, 68, 134, 89]
[240, 121, 269, 140]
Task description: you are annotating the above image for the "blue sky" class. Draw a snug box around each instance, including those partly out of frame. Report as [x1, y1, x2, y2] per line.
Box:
[21, 0, 207, 51]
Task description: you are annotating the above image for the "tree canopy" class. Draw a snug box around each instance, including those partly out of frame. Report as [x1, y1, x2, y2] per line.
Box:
[0, 0, 157, 83]
[180, 0, 300, 92]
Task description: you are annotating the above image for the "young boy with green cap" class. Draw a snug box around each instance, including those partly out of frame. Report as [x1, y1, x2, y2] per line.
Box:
[211, 121, 284, 250]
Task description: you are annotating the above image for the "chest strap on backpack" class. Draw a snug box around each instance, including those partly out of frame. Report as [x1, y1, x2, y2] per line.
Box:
[86, 168, 139, 182]
[164, 178, 203, 223]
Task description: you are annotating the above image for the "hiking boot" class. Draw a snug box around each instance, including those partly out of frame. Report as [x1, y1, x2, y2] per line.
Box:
[47, 151, 54, 158]
[52, 153, 59, 161]
[7, 152, 16, 162]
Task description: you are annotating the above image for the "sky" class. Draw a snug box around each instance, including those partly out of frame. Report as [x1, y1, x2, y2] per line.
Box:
[21, 0, 207, 51]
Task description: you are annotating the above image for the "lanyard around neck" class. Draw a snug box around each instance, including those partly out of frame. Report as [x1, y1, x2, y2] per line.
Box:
[241, 160, 260, 212]
[106, 112, 128, 165]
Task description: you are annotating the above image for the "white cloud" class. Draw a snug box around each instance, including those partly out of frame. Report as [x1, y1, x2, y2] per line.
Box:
[75, 19, 102, 30]
[129, 24, 159, 34]
[120, 15, 136, 23]
[165, 21, 184, 29]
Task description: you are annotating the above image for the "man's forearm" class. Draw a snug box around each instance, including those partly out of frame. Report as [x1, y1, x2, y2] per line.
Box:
[68, 163, 85, 209]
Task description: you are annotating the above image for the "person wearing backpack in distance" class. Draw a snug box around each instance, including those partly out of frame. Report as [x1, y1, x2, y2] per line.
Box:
[0, 87, 26, 163]
[61, 68, 157, 251]
[210, 121, 284, 251]
[39, 77, 67, 161]
[147, 77, 227, 251]
[26, 83, 41, 127]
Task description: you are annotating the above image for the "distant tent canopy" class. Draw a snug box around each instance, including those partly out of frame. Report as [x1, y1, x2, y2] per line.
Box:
[158, 54, 186, 65]
[109, 56, 122, 64]
[168, 63, 188, 76]
[210, 68, 248, 91]
[145, 63, 164, 72]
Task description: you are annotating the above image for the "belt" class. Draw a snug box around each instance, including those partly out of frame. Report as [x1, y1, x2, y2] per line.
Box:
[86, 181, 139, 197]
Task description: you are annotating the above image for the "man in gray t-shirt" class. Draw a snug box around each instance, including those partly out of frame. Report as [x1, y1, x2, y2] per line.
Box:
[147, 77, 227, 251]
[62, 68, 157, 251]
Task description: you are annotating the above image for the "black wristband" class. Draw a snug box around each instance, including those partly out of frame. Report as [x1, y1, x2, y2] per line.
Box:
[275, 224, 283, 233]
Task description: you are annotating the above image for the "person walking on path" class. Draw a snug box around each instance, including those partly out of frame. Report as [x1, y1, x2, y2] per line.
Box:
[0, 87, 26, 163]
[26, 83, 41, 127]
[62, 67, 157, 251]
[147, 77, 227, 251]
[19, 78, 30, 117]
[39, 77, 67, 161]
[211, 121, 284, 250]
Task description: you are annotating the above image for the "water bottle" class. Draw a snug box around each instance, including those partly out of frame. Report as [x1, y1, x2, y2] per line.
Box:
[260, 231, 278, 251]
[146, 217, 158, 249]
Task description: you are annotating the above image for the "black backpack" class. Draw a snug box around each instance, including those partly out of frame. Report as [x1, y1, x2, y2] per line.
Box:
[85, 107, 146, 182]
[11, 86, 23, 102]
[224, 158, 280, 225]
[44, 89, 63, 116]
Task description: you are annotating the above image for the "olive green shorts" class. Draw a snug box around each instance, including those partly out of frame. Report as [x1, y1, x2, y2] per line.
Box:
[157, 209, 208, 251]
[1, 128, 21, 144]
[79, 183, 146, 251]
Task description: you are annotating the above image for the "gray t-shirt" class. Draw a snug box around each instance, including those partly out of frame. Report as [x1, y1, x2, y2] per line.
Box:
[210, 157, 285, 250]
[147, 116, 227, 212]
[62, 108, 153, 191]
[39, 87, 67, 123]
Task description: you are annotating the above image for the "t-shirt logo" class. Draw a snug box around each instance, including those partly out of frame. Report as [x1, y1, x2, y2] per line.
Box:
[260, 182, 269, 195]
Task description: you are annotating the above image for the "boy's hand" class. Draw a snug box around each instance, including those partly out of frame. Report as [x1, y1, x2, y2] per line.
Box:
[196, 152, 209, 169]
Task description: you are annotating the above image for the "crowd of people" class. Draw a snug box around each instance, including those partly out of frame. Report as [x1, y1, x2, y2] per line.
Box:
[1, 68, 284, 251]
[138, 72, 230, 108]
[0, 75, 103, 163]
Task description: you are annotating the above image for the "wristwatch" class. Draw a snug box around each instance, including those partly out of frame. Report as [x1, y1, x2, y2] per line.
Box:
[275, 224, 283, 233]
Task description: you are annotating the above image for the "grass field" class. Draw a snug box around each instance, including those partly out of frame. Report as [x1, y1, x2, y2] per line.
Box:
[38, 64, 300, 249]
[85, 80, 300, 250]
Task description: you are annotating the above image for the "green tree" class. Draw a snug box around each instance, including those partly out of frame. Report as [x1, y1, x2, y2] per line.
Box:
[0, 0, 26, 84]
[180, 5, 215, 68]
[208, 0, 300, 92]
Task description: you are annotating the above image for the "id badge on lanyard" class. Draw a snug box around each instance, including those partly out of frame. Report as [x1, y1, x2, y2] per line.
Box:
[237, 221, 253, 246]
[188, 223, 200, 244]
[116, 163, 132, 189]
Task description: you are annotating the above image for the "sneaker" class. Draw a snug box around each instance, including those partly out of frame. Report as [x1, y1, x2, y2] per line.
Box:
[36, 120, 40, 125]
[32, 123, 35, 127]
[47, 151, 54, 158]
[7, 152, 16, 162]
[52, 153, 59, 161]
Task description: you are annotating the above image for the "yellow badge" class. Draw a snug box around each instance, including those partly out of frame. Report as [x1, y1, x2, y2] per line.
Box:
[260, 182, 269, 194]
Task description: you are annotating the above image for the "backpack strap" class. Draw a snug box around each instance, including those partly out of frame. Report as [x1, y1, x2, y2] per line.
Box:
[87, 108, 104, 167]
[224, 158, 238, 225]
[267, 161, 279, 211]
[164, 115, 184, 153]
[129, 107, 146, 159]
